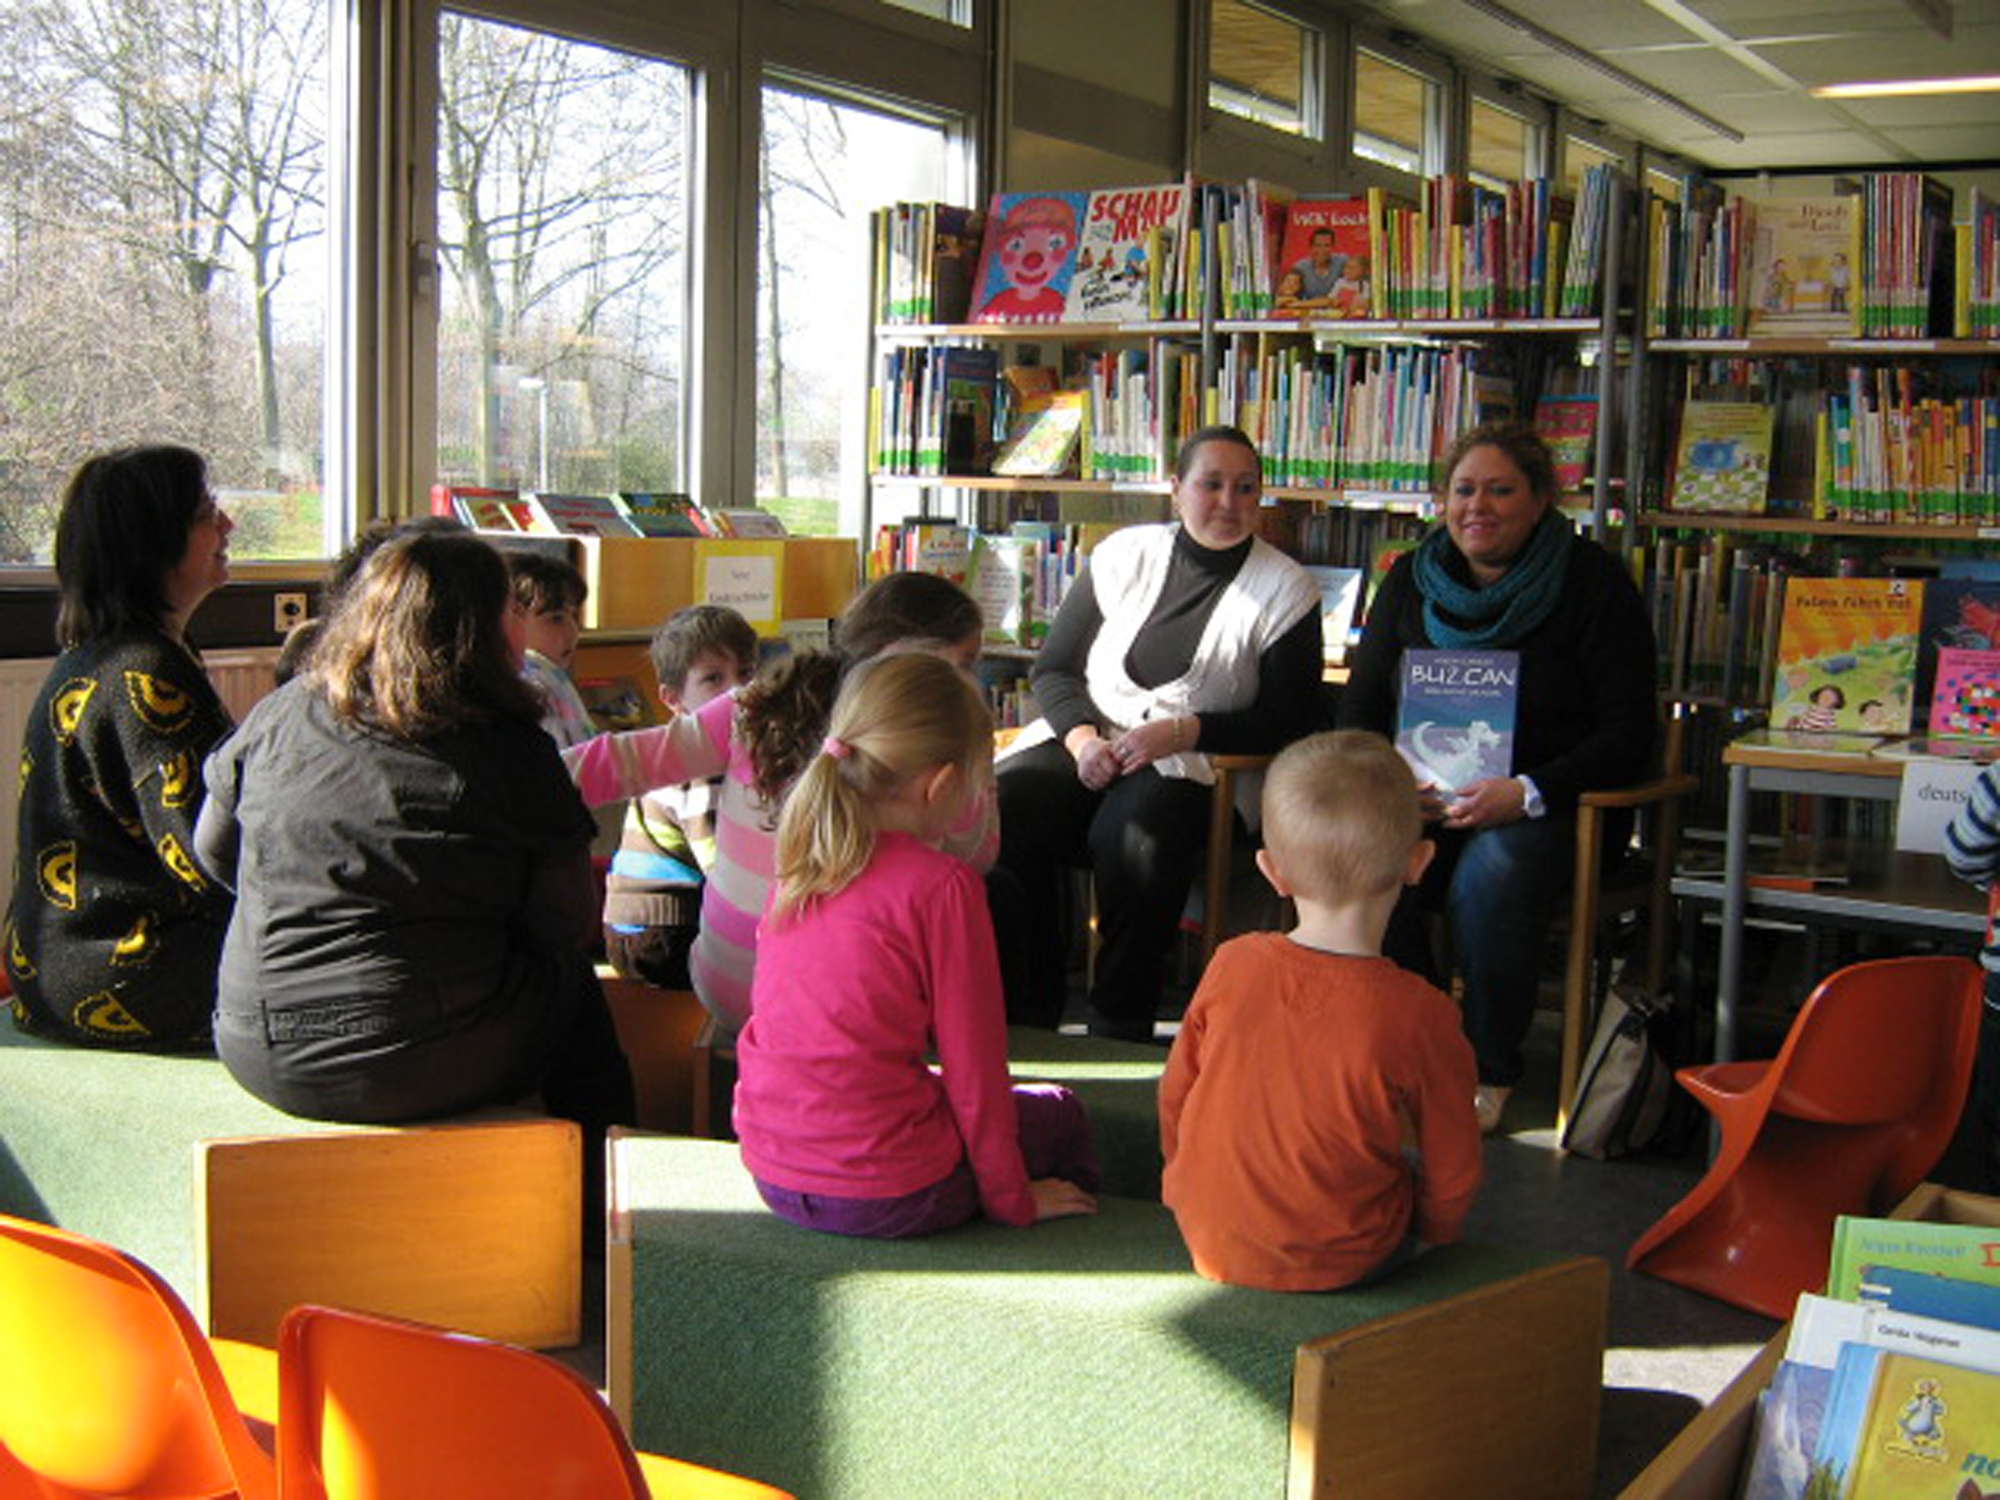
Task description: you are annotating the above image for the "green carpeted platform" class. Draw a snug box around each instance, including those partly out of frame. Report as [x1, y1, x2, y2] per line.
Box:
[1005, 1025, 1167, 1198]
[611, 1134, 1606, 1500]
[0, 1022, 381, 1301]
[0, 1021, 582, 1347]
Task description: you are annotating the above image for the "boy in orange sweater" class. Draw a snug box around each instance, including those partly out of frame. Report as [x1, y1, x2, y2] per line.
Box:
[1160, 730, 1483, 1290]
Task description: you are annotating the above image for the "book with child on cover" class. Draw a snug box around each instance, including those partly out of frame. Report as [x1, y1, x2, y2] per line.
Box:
[1744, 193, 1859, 338]
[1769, 577, 1924, 736]
[1272, 196, 1374, 318]
[1394, 649, 1519, 796]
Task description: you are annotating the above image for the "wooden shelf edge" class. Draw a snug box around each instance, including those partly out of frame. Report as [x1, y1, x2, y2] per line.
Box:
[1636, 511, 1999, 540]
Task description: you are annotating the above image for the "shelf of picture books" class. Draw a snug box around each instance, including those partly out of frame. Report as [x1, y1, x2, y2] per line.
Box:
[1643, 538, 2000, 830]
[428, 483, 790, 541]
[872, 166, 1623, 336]
[866, 164, 1632, 525]
[1636, 348, 2000, 538]
[1208, 322, 1625, 508]
[1643, 169, 1999, 343]
[1627, 1184, 2000, 1500]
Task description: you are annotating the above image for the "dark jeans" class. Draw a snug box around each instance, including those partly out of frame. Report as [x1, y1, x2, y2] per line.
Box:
[1383, 814, 1576, 1088]
[995, 740, 1211, 1040]
[605, 922, 696, 991]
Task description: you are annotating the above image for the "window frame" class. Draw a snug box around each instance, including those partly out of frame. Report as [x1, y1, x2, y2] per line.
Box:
[1204, 0, 1322, 141]
[1346, 27, 1449, 186]
[1459, 72, 1552, 188]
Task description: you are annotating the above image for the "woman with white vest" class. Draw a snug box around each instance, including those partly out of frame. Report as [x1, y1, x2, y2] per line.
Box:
[993, 425, 1323, 1039]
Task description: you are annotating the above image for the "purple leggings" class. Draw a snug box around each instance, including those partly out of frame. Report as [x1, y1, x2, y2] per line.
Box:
[753, 1083, 1099, 1239]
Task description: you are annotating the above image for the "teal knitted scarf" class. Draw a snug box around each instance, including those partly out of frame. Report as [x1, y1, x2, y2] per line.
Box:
[1413, 509, 1572, 649]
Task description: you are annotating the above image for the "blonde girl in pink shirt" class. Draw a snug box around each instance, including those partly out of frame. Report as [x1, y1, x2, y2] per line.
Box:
[564, 573, 997, 1035]
[735, 653, 1099, 1238]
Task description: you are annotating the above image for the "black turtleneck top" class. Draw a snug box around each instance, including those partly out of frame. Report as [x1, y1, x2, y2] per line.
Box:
[1029, 526, 1322, 755]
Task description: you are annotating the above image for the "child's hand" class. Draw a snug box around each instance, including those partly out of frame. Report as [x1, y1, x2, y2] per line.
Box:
[1029, 1177, 1099, 1221]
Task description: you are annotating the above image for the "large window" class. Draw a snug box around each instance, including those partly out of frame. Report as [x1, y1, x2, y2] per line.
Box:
[433, 16, 693, 502]
[1207, 0, 1316, 137]
[755, 83, 959, 537]
[0, 0, 332, 562]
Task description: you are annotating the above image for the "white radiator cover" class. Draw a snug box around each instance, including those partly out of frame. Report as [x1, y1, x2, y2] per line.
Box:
[0, 648, 277, 913]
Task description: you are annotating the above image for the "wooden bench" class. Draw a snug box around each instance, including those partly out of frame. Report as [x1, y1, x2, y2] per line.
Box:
[606, 1133, 1609, 1500]
[0, 1023, 581, 1348]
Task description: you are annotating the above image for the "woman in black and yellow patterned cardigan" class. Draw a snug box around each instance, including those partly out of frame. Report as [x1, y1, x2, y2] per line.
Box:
[5, 446, 236, 1048]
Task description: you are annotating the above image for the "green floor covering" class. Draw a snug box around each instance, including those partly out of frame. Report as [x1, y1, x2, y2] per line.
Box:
[618, 1133, 1568, 1500]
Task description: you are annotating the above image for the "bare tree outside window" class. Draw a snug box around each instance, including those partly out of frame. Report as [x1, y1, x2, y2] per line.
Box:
[434, 16, 690, 502]
[757, 84, 953, 537]
[0, 0, 328, 562]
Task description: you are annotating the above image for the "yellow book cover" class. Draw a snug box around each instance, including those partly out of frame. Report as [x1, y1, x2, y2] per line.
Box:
[1744, 194, 1859, 337]
[1826, 1349, 2000, 1499]
[1770, 576, 1924, 736]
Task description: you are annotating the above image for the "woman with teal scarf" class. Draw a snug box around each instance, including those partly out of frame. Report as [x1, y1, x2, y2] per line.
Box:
[1338, 422, 1656, 1135]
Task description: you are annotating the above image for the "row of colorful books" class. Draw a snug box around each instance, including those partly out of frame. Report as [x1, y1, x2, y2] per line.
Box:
[1662, 377, 2000, 526]
[1643, 548, 2000, 742]
[429, 486, 790, 541]
[877, 166, 1620, 333]
[1735, 1209, 2000, 1500]
[1218, 169, 1613, 323]
[867, 518, 1140, 647]
[1966, 187, 2000, 339]
[869, 340, 1203, 484]
[1211, 339, 1516, 492]
[1644, 171, 1962, 342]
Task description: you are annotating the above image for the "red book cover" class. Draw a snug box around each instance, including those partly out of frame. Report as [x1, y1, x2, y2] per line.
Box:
[1273, 198, 1374, 318]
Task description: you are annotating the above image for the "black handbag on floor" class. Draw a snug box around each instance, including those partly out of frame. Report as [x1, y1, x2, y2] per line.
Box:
[1560, 983, 1674, 1160]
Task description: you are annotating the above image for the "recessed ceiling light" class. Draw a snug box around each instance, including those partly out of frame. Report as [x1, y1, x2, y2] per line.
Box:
[1813, 75, 2000, 98]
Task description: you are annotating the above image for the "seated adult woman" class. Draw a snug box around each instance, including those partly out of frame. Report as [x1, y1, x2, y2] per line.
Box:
[196, 528, 634, 1141]
[994, 425, 1323, 1039]
[1336, 421, 1656, 1134]
[6, 446, 236, 1048]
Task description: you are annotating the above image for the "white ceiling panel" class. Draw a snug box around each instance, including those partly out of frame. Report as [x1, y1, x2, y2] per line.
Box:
[1371, 0, 2000, 168]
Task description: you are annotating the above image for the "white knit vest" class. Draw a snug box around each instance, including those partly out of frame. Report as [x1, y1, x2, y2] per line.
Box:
[1079, 523, 1319, 790]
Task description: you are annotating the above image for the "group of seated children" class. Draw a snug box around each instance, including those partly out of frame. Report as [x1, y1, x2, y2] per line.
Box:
[12, 444, 1483, 1293]
[542, 566, 1481, 1283]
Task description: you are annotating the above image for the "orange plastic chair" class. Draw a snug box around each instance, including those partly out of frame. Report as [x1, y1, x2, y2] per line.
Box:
[276, 1304, 792, 1500]
[1627, 954, 1983, 1318]
[0, 1213, 276, 1499]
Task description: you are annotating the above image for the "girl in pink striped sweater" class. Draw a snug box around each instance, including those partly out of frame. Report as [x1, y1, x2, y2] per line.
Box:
[563, 572, 993, 1035]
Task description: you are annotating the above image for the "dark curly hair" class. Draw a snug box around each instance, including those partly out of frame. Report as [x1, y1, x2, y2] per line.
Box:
[734, 570, 984, 805]
[737, 649, 845, 807]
